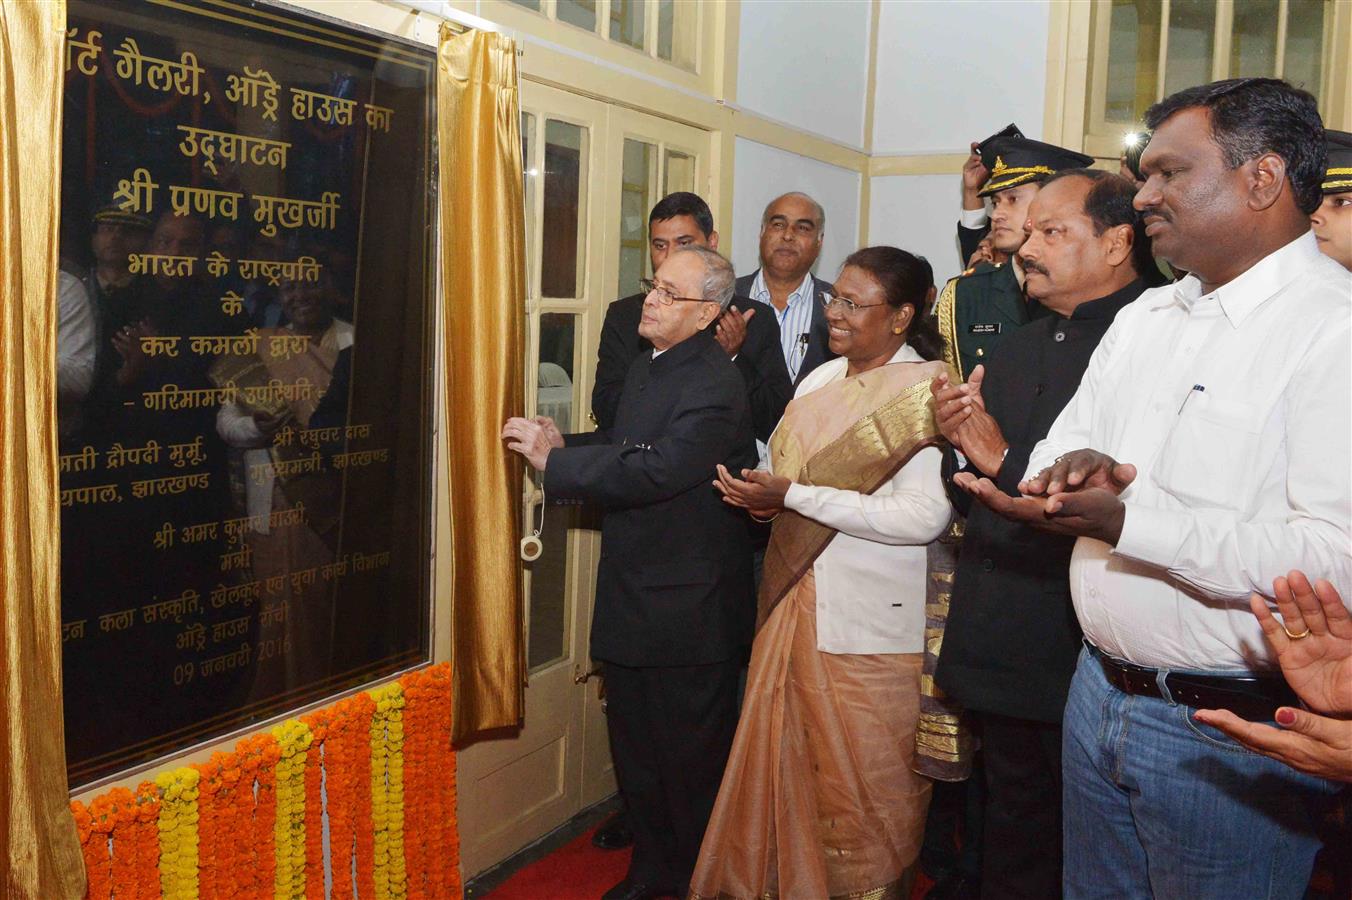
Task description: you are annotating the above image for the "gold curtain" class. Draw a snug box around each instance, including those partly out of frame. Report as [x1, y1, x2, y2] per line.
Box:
[0, 1, 87, 896]
[437, 26, 527, 742]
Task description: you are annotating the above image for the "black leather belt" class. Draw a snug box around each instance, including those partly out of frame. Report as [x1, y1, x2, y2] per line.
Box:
[1088, 643, 1300, 722]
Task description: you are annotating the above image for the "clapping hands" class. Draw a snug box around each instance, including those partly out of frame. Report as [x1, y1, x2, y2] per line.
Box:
[1193, 572, 1352, 782]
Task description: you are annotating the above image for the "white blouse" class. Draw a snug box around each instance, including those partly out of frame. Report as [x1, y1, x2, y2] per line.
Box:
[771, 343, 952, 655]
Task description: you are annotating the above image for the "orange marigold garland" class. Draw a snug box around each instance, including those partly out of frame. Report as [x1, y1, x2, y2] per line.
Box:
[241, 732, 282, 899]
[70, 662, 456, 900]
[400, 664, 458, 900]
[131, 780, 164, 900]
[72, 797, 112, 900]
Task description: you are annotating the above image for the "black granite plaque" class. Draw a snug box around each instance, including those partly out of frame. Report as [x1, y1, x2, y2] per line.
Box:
[58, 0, 436, 787]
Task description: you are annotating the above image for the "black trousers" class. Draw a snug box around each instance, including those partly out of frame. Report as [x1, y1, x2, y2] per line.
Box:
[603, 658, 741, 893]
[978, 711, 1064, 900]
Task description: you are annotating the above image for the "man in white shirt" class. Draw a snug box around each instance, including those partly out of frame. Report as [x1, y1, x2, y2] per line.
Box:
[957, 77, 1350, 899]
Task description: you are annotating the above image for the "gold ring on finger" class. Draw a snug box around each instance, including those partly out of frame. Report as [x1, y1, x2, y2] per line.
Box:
[1282, 624, 1311, 640]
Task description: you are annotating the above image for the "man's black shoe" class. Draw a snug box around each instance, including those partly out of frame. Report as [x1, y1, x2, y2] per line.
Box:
[600, 878, 672, 900]
[925, 872, 981, 900]
[591, 811, 634, 851]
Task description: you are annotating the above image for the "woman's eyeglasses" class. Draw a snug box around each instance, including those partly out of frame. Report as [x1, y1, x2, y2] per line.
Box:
[821, 290, 886, 315]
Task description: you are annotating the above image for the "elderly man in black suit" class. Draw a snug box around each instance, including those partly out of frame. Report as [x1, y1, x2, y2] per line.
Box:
[737, 191, 838, 386]
[592, 192, 791, 443]
[503, 245, 755, 900]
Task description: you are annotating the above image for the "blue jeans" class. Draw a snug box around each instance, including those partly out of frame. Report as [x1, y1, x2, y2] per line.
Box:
[1062, 646, 1340, 899]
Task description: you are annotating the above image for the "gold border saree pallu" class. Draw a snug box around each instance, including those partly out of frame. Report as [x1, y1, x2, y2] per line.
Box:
[757, 369, 943, 628]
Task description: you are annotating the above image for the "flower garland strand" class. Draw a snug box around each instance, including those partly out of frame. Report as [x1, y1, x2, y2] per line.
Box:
[398, 665, 458, 899]
[155, 767, 201, 900]
[369, 682, 408, 900]
[299, 710, 328, 900]
[68, 663, 458, 900]
[273, 718, 313, 900]
[131, 780, 164, 900]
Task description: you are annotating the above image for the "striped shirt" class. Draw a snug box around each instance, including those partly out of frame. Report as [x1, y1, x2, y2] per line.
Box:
[750, 269, 816, 382]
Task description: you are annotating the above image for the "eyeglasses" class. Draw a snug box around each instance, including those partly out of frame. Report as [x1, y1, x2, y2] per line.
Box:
[821, 290, 886, 315]
[640, 278, 706, 306]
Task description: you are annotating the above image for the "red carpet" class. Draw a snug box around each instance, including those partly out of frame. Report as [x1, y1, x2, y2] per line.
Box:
[483, 824, 633, 900]
[482, 823, 933, 900]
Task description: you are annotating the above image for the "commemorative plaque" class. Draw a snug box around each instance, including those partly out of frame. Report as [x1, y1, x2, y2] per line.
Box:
[58, 0, 436, 787]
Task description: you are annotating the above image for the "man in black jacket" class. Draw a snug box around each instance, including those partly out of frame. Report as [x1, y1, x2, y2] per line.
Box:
[930, 170, 1151, 899]
[736, 191, 837, 386]
[592, 192, 791, 443]
[504, 245, 755, 900]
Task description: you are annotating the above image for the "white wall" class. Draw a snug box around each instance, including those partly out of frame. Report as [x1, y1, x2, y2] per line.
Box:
[867, 0, 1053, 289]
[736, 0, 872, 148]
[731, 138, 861, 281]
[869, 174, 966, 291]
[872, 0, 1051, 154]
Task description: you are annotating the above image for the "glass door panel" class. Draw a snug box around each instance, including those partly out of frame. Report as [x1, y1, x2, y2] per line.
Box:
[1104, 0, 1163, 124]
[542, 120, 590, 299]
[657, 0, 697, 69]
[1283, 1, 1327, 101]
[663, 149, 695, 195]
[529, 312, 580, 672]
[1163, 0, 1217, 96]
[522, 112, 538, 299]
[1230, 0, 1280, 77]
[609, 0, 646, 49]
[605, 108, 709, 307]
[619, 139, 658, 292]
[557, 0, 598, 33]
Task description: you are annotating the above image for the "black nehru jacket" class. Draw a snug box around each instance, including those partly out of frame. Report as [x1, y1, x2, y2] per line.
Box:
[936, 279, 1145, 722]
[592, 292, 792, 443]
[550, 328, 757, 668]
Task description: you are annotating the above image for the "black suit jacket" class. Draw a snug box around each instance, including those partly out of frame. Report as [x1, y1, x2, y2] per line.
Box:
[591, 292, 792, 443]
[549, 329, 757, 668]
[935, 280, 1144, 723]
[734, 270, 838, 387]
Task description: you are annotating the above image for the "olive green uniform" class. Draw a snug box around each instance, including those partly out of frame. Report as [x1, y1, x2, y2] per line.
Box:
[933, 260, 1028, 382]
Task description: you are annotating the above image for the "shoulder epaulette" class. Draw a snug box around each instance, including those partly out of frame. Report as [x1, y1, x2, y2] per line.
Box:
[934, 277, 961, 375]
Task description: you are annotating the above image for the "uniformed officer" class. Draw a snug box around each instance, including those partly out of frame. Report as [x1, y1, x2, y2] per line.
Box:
[1313, 128, 1352, 271]
[933, 136, 1093, 381]
[958, 122, 1023, 265]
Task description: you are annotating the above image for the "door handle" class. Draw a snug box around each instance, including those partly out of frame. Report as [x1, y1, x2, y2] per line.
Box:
[573, 664, 603, 684]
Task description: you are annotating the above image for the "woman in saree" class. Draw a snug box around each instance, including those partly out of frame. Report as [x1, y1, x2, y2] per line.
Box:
[692, 246, 952, 900]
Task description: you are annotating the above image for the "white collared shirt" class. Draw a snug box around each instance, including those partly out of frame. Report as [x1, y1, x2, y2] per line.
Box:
[1026, 232, 1352, 671]
[772, 343, 952, 655]
[750, 269, 816, 382]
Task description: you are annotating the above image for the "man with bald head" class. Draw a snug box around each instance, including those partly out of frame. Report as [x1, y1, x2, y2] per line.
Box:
[505, 246, 756, 900]
[737, 191, 838, 385]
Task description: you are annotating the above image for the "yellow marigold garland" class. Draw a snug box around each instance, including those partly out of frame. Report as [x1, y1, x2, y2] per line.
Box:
[370, 682, 408, 900]
[272, 718, 313, 900]
[68, 663, 457, 900]
[154, 767, 200, 900]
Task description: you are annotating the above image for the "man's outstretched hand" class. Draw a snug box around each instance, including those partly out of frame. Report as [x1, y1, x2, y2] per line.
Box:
[1020, 448, 1137, 498]
[955, 471, 1128, 545]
